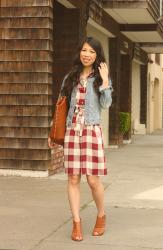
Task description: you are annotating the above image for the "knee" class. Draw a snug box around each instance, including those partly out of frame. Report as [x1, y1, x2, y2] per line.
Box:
[68, 175, 80, 186]
[87, 177, 99, 190]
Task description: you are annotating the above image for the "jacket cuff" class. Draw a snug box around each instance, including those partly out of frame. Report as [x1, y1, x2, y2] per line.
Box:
[99, 85, 113, 93]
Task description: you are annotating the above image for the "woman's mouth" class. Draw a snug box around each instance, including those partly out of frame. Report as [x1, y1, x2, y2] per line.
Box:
[82, 59, 90, 63]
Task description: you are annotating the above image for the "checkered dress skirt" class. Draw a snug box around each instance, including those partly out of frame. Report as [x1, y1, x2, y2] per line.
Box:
[64, 82, 107, 176]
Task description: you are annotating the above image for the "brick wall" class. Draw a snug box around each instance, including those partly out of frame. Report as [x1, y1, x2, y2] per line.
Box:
[49, 144, 64, 175]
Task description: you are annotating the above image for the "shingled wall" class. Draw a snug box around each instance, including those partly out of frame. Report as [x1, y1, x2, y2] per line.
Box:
[0, 0, 53, 171]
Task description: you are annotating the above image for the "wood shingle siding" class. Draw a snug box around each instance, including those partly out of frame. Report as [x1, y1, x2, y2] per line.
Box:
[0, 138, 49, 149]
[0, 116, 49, 127]
[0, 94, 51, 105]
[0, 0, 53, 171]
[0, 28, 53, 39]
[0, 82, 52, 95]
[0, 39, 53, 50]
[0, 7, 53, 17]
[0, 106, 51, 116]
[0, 0, 53, 7]
[0, 18, 53, 28]
[0, 72, 52, 83]
[0, 159, 49, 170]
[0, 51, 53, 62]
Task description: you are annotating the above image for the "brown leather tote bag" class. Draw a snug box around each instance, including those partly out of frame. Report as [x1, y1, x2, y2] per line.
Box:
[49, 96, 68, 146]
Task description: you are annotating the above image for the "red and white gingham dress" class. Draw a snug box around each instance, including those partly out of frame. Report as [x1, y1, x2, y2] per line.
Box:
[64, 79, 107, 176]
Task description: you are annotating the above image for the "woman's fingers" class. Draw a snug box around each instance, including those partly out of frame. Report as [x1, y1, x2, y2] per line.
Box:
[99, 62, 105, 69]
[99, 62, 108, 71]
[98, 62, 109, 80]
[48, 137, 53, 148]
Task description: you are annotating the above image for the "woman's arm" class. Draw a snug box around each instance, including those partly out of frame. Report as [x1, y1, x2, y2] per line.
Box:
[99, 80, 113, 108]
[98, 62, 113, 108]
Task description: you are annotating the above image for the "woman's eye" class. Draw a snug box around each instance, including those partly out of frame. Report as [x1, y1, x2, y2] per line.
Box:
[81, 49, 95, 54]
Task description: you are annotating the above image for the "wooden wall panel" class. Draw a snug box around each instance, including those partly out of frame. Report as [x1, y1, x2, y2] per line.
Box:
[0, 1, 53, 171]
[0, 83, 52, 94]
[0, 7, 53, 18]
[0, 51, 53, 62]
[0, 138, 49, 149]
[0, 28, 53, 39]
[0, 116, 50, 127]
[0, 17, 53, 28]
[0, 0, 53, 7]
[0, 127, 48, 139]
[0, 62, 53, 72]
[53, 1, 80, 106]
[0, 106, 51, 116]
[0, 149, 50, 160]
[120, 54, 132, 140]
[140, 65, 147, 125]
[0, 95, 51, 105]
[0, 159, 51, 171]
[0, 72, 53, 83]
[109, 37, 121, 145]
[0, 40, 53, 50]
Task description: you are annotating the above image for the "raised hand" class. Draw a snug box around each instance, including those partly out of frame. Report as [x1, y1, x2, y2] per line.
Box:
[98, 62, 110, 88]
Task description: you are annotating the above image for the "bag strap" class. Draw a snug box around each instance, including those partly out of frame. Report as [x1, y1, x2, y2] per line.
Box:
[59, 73, 69, 98]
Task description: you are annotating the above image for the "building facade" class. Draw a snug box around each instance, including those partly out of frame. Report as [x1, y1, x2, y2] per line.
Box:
[0, 0, 163, 175]
[147, 54, 163, 133]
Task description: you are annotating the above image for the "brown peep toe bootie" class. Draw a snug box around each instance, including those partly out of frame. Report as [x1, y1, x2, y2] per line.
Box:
[92, 215, 106, 236]
[71, 219, 83, 241]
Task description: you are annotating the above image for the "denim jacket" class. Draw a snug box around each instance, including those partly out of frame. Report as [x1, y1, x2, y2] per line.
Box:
[61, 75, 113, 127]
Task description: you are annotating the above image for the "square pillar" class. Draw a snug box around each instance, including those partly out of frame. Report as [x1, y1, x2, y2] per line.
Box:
[109, 38, 121, 145]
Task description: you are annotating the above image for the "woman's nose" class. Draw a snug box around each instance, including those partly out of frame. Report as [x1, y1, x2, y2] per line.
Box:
[84, 51, 90, 56]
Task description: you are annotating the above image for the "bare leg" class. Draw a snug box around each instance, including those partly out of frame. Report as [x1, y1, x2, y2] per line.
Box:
[68, 174, 82, 241]
[68, 175, 81, 222]
[86, 175, 105, 217]
[87, 175, 105, 236]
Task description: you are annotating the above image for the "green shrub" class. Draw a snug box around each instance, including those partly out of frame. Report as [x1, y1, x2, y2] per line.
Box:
[119, 112, 131, 134]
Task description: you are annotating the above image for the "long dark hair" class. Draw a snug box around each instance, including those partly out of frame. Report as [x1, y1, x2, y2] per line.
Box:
[61, 37, 106, 97]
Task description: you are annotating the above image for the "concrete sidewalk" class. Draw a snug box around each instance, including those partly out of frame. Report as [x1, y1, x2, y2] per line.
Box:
[0, 131, 163, 250]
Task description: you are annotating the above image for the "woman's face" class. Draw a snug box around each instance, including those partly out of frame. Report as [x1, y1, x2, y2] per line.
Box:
[80, 42, 97, 68]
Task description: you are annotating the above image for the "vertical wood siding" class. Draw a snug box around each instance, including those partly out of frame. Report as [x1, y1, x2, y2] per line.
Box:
[49, 1, 84, 174]
[140, 65, 147, 125]
[0, 0, 53, 171]
[109, 37, 121, 145]
[52, 1, 80, 106]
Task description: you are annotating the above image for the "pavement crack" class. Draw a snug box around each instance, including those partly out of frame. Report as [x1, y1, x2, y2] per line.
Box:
[29, 217, 72, 250]
[29, 197, 94, 250]
[29, 183, 115, 250]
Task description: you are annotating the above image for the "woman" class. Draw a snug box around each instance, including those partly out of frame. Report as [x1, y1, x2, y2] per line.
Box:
[48, 37, 112, 241]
